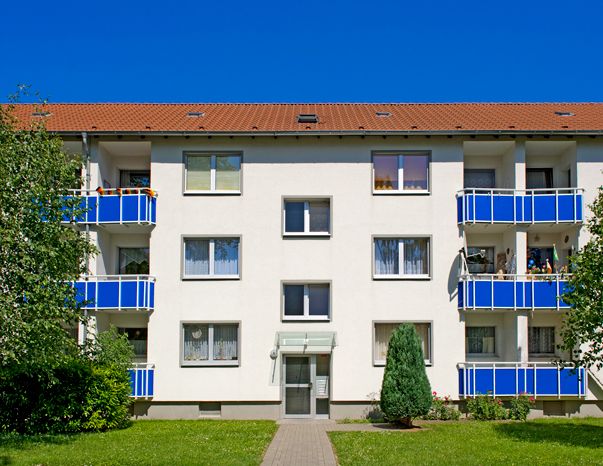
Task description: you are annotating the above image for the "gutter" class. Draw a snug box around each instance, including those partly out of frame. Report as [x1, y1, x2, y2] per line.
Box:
[81, 131, 90, 343]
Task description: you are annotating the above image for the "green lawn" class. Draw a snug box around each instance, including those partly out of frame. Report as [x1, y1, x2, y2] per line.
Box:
[0, 420, 277, 466]
[329, 418, 603, 466]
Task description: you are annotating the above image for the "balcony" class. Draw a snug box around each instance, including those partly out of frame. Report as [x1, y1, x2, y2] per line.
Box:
[458, 362, 586, 398]
[64, 188, 157, 226]
[129, 363, 154, 399]
[457, 188, 583, 226]
[458, 274, 570, 310]
[75, 275, 155, 312]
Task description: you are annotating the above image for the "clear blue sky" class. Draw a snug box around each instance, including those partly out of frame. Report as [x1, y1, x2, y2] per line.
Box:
[2, 0, 602, 103]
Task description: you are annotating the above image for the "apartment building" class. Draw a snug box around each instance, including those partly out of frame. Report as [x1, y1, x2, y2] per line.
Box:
[14, 103, 603, 419]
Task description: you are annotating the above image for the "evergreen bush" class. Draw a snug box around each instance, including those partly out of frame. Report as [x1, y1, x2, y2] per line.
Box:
[380, 324, 432, 427]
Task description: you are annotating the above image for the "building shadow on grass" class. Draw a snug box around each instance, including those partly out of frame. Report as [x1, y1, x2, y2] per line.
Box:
[0, 433, 79, 464]
[493, 421, 603, 449]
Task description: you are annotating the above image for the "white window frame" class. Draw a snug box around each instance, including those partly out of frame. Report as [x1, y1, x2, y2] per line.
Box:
[373, 321, 432, 366]
[372, 236, 431, 280]
[183, 152, 242, 194]
[372, 152, 430, 195]
[180, 321, 240, 367]
[282, 198, 331, 236]
[282, 282, 331, 321]
[182, 236, 241, 280]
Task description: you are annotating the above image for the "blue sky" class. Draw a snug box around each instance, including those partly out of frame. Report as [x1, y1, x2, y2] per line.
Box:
[2, 0, 602, 103]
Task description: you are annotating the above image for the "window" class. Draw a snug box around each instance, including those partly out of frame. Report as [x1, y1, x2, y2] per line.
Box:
[181, 323, 239, 366]
[374, 323, 431, 365]
[529, 327, 555, 354]
[118, 328, 148, 359]
[184, 153, 241, 193]
[183, 238, 240, 278]
[466, 327, 495, 355]
[526, 168, 553, 190]
[374, 238, 429, 278]
[527, 247, 555, 272]
[283, 199, 330, 235]
[120, 170, 150, 188]
[373, 152, 429, 193]
[466, 247, 495, 274]
[283, 283, 330, 320]
[119, 247, 149, 275]
[464, 169, 495, 189]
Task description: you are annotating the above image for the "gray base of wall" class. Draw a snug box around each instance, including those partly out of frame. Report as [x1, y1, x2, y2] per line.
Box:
[131, 400, 603, 420]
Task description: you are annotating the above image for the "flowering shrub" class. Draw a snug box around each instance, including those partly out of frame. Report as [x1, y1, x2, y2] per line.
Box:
[422, 392, 460, 421]
[509, 394, 535, 421]
[466, 394, 508, 420]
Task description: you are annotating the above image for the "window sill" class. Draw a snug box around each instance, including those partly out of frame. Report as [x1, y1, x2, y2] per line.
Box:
[283, 232, 331, 238]
[373, 190, 430, 195]
[373, 275, 431, 280]
[283, 316, 330, 322]
[181, 360, 239, 367]
[183, 190, 242, 196]
[182, 275, 240, 280]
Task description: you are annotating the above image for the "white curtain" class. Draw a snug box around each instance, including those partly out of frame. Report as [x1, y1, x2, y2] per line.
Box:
[183, 324, 209, 361]
[375, 323, 429, 361]
[214, 239, 239, 275]
[213, 325, 238, 360]
[215, 156, 240, 191]
[185, 239, 209, 275]
[375, 239, 399, 275]
[309, 201, 330, 232]
[529, 327, 555, 354]
[186, 156, 211, 191]
[466, 327, 495, 354]
[403, 239, 428, 275]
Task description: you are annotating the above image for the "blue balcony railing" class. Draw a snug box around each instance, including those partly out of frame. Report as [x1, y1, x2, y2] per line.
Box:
[458, 274, 571, 310]
[129, 363, 154, 399]
[75, 275, 155, 311]
[458, 362, 586, 398]
[457, 188, 583, 225]
[64, 188, 157, 225]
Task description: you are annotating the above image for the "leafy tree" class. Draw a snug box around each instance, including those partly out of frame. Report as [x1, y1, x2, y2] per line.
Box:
[380, 324, 432, 427]
[0, 96, 95, 371]
[559, 186, 603, 369]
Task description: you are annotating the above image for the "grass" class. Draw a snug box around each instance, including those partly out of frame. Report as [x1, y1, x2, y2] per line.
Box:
[329, 418, 603, 466]
[0, 420, 277, 466]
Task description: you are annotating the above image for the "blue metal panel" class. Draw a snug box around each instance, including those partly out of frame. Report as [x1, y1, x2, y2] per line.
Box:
[458, 368, 465, 396]
[474, 281, 492, 308]
[150, 282, 155, 308]
[96, 281, 119, 308]
[119, 281, 137, 308]
[493, 281, 515, 308]
[475, 368, 494, 395]
[535, 368, 558, 395]
[560, 368, 582, 395]
[494, 368, 517, 396]
[458, 283, 465, 308]
[457, 197, 463, 223]
[493, 195, 514, 222]
[97, 196, 120, 223]
[557, 195, 575, 221]
[576, 194, 583, 219]
[533, 281, 559, 308]
[533, 195, 556, 222]
[523, 196, 533, 222]
[147, 369, 154, 396]
[474, 195, 492, 222]
[121, 196, 139, 222]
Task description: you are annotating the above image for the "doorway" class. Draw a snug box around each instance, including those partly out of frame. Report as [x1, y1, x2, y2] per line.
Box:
[283, 354, 330, 418]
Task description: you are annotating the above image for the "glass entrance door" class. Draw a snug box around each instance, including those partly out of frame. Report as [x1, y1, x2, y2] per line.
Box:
[284, 356, 312, 417]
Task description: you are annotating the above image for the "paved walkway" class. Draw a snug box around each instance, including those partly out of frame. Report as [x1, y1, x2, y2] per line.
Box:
[261, 420, 338, 466]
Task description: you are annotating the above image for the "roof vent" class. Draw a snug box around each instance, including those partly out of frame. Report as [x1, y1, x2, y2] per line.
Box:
[186, 111, 205, 117]
[376, 111, 391, 117]
[31, 111, 51, 117]
[555, 111, 575, 117]
[297, 113, 319, 124]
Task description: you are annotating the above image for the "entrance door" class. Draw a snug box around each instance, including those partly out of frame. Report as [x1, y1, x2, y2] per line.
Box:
[283, 355, 330, 418]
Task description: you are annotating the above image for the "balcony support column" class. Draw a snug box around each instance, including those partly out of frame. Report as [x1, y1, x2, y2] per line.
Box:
[516, 312, 529, 363]
[514, 140, 526, 190]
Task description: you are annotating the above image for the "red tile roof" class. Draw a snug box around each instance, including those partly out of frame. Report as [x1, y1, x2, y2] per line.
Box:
[7, 103, 603, 134]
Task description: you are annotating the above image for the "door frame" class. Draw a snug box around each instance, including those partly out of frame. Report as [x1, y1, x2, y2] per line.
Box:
[282, 354, 331, 419]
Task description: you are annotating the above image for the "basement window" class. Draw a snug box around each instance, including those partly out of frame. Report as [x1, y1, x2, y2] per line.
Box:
[297, 113, 319, 123]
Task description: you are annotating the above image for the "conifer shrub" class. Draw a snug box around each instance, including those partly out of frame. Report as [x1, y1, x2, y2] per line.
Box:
[379, 324, 432, 427]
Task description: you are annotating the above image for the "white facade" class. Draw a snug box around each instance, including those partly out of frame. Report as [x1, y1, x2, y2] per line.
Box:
[69, 134, 603, 419]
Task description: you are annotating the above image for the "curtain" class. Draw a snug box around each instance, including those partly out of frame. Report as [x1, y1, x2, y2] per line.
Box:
[184, 239, 209, 275]
[309, 201, 330, 232]
[375, 323, 430, 361]
[215, 155, 240, 191]
[375, 239, 399, 275]
[119, 248, 149, 274]
[183, 324, 209, 361]
[373, 155, 399, 190]
[403, 155, 429, 190]
[466, 327, 495, 354]
[186, 156, 211, 190]
[403, 238, 428, 275]
[214, 239, 239, 275]
[308, 284, 329, 316]
[213, 325, 238, 360]
[464, 169, 495, 189]
[529, 327, 555, 354]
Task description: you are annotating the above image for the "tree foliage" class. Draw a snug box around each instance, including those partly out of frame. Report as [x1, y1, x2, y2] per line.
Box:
[380, 324, 432, 427]
[0, 98, 95, 371]
[560, 186, 603, 369]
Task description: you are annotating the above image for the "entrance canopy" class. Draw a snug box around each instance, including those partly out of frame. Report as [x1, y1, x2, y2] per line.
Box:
[275, 332, 337, 354]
